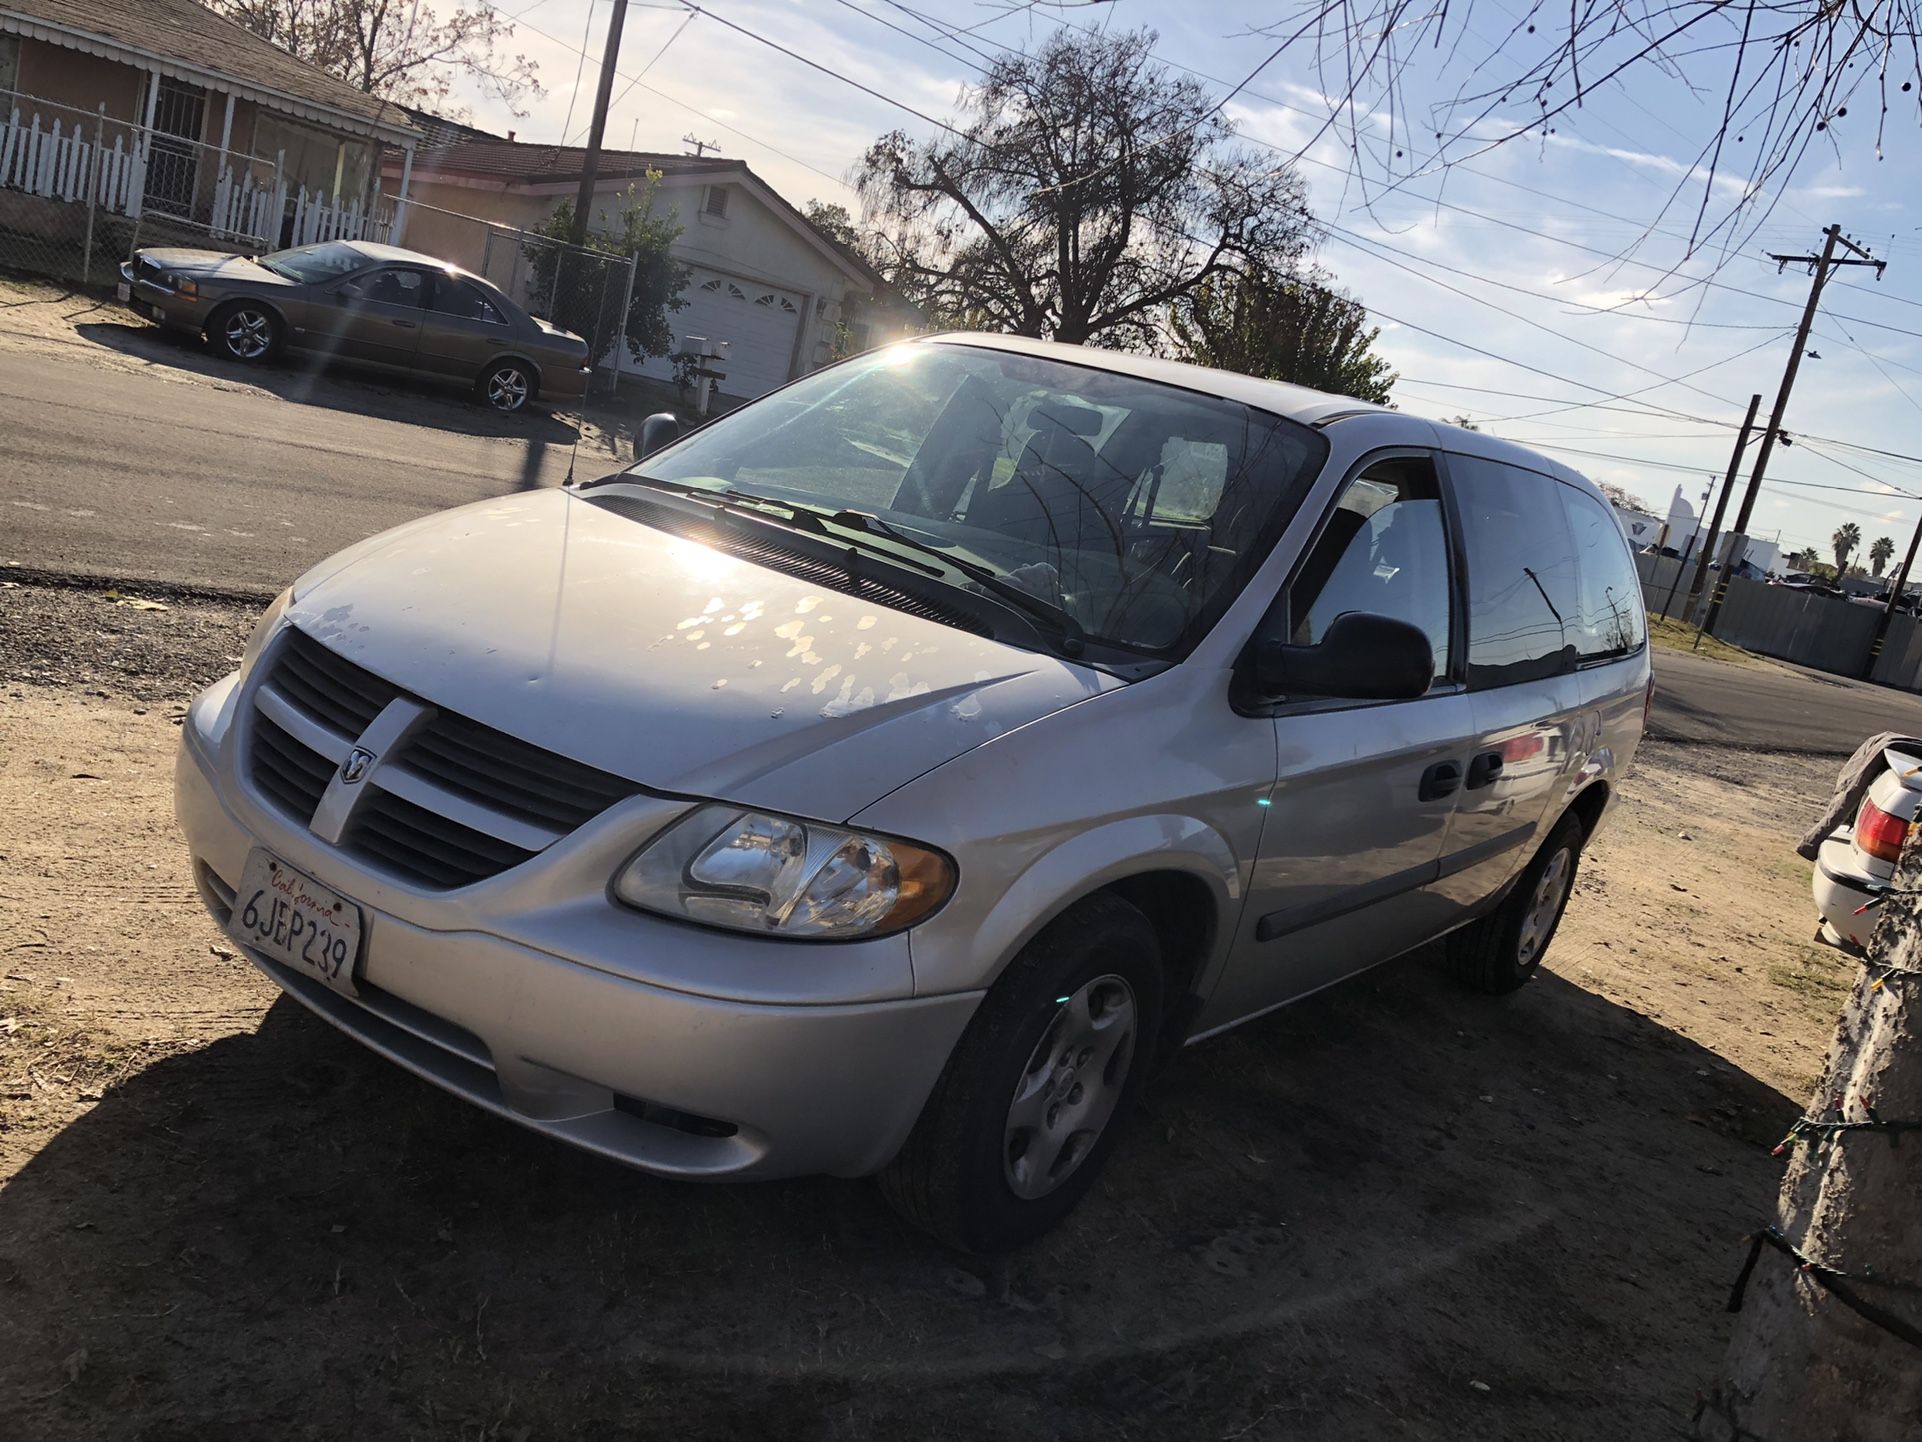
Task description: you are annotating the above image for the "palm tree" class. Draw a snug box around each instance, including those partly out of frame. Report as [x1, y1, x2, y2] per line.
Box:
[1871, 535, 1896, 577]
[1834, 522, 1862, 574]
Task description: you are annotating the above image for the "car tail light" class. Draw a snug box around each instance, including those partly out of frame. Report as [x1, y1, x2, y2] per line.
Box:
[1856, 795, 1912, 864]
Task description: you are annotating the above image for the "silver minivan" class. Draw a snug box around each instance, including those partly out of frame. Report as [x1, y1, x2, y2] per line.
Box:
[175, 335, 1650, 1250]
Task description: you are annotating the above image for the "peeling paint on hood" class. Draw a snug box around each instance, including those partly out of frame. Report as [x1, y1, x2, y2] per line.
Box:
[286, 489, 1122, 819]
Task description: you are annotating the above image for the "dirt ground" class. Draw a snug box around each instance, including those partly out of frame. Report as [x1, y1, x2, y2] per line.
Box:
[0, 582, 1860, 1440]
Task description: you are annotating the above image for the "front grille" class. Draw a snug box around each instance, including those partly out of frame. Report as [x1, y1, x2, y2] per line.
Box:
[277, 627, 400, 735]
[249, 712, 334, 820]
[344, 787, 538, 890]
[405, 710, 636, 832]
[586, 492, 995, 638]
[246, 628, 641, 889]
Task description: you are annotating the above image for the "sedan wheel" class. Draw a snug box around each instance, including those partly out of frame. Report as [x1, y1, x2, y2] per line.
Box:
[216, 305, 276, 362]
[481, 363, 531, 413]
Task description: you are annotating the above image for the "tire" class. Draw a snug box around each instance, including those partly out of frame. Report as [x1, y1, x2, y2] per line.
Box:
[477, 359, 534, 413]
[208, 301, 279, 363]
[1445, 812, 1586, 994]
[880, 893, 1163, 1253]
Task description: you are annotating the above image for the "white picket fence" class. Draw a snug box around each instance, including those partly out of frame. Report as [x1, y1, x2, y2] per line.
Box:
[0, 99, 388, 246]
[0, 108, 149, 216]
[288, 186, 389, 246]
[211, 164, 286, 243]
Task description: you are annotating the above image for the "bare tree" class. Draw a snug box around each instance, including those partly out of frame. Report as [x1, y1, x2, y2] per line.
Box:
[207, 0, 541, 116]
[1252, 0, 1918, 263]
[855, 28, 1315, 348]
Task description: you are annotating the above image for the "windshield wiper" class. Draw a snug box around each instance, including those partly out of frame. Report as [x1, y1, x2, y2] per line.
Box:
[590, 474, 942, 575]
[590, 476, 1084, 654]
[819, 508, 1087, 656]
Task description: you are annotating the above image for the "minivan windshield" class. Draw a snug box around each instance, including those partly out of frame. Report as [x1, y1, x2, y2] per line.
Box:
[622, 343, 1328, 660]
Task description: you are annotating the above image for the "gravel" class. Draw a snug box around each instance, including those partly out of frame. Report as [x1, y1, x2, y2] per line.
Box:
[0, 575, 257, 704]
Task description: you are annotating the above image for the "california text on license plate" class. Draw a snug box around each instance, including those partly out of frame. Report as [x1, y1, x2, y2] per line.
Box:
[234, 850, 363, 996]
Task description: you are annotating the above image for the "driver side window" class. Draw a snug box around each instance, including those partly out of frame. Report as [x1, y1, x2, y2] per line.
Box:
[341, 268, 423, 307]
[1287, 457, 1453, 681]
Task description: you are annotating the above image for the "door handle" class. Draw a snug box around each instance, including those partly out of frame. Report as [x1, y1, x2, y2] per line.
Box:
[1466, 752, 1504, 789]
[391, 318, 418, 328]
[1419, 760, 1462, 801]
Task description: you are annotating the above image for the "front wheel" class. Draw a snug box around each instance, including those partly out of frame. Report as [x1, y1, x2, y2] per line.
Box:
[1445, 812, 1586, 993]
[880, 893, 1163, 1252]
[209, 302, 278, 363]
[477, 360, 534, 413]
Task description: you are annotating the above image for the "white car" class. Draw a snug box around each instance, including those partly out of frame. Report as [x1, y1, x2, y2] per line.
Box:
[1811, 747, 1922, 950]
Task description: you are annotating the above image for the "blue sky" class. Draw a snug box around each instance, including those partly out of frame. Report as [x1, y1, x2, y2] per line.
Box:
[453, 0, 1922, 569]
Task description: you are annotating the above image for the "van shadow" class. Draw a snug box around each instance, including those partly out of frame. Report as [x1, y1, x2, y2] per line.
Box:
[75, 319, 583, 445]
[0, 952, 1796, 1441]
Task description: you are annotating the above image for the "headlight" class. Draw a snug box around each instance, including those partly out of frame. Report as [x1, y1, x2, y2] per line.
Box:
[614, 805, 955, 939]
[238, 587, 293, 680]
[176, 277, 199, 299]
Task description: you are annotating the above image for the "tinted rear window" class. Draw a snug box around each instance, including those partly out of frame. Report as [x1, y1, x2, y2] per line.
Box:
[1560, 482, 1647, 660]
[1448, 454, 1579, 688]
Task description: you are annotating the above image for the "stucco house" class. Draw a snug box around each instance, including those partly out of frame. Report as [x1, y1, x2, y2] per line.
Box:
[0, 0, 418, 259]
[389, 131, 894, 401]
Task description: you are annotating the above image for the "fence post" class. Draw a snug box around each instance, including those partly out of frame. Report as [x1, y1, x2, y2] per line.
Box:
[80, 103, 103, 287]
[608, 250, 637, 395]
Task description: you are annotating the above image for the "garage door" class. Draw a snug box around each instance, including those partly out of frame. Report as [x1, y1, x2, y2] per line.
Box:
[631, 268, 805, 400]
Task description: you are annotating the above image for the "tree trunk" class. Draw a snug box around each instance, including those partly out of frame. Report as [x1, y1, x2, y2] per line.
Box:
[1706, 831, 1922, 1438]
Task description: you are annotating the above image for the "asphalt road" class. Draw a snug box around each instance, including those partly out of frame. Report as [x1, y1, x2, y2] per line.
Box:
[4, 335, 1919, 760]
[1648, 646, 1922, 758]
[0, 341, 605, 593]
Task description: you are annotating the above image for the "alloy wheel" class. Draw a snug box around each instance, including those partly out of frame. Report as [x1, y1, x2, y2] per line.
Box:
[1003, 973, 1138, 1201]
[223, 308, 272, 360]
[486, 367, 529, 412]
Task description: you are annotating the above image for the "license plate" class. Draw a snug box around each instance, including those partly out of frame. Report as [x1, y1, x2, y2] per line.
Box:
[115, 280, 130, 302]
[232, 850, 363, 996]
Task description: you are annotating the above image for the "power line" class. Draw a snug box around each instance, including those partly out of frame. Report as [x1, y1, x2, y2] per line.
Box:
[473, 0, 848, 187]
[564, 8, 697, 146]
[678, 3, 974, 143]
[1331, 225, 1783, 415]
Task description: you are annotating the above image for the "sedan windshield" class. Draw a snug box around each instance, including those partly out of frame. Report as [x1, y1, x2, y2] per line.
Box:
[257, 242, 366, 284]
[627, 344, 1328, 659]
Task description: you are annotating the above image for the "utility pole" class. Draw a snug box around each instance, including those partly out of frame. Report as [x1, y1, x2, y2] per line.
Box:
[1701, 225, 1886, 638]
[1864, 511, 1922, 678]
[1684, 393, 1762, 634]
[682, 133, 722, 157]
[568, 0, 630, 245]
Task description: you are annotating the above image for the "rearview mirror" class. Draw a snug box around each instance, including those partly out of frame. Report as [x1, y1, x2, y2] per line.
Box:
[637, 411, 682, 459]
[1257, 611, 1434, 701]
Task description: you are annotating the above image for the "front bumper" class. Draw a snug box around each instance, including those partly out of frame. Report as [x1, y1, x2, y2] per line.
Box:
[118, 261, 210, 331]
[174, 673, 980, 1180]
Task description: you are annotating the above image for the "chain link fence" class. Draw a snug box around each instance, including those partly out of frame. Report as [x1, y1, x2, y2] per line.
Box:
[479, 226, 636, 396]
[0, 86, 386, 290]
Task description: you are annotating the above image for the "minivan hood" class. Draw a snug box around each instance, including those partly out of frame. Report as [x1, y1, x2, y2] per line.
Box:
[286, 489, 1120, 819]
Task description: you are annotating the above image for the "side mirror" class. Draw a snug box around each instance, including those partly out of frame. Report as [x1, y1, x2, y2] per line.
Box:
[1257, 611, 1435, 701]
[636, 412, 682, 459]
